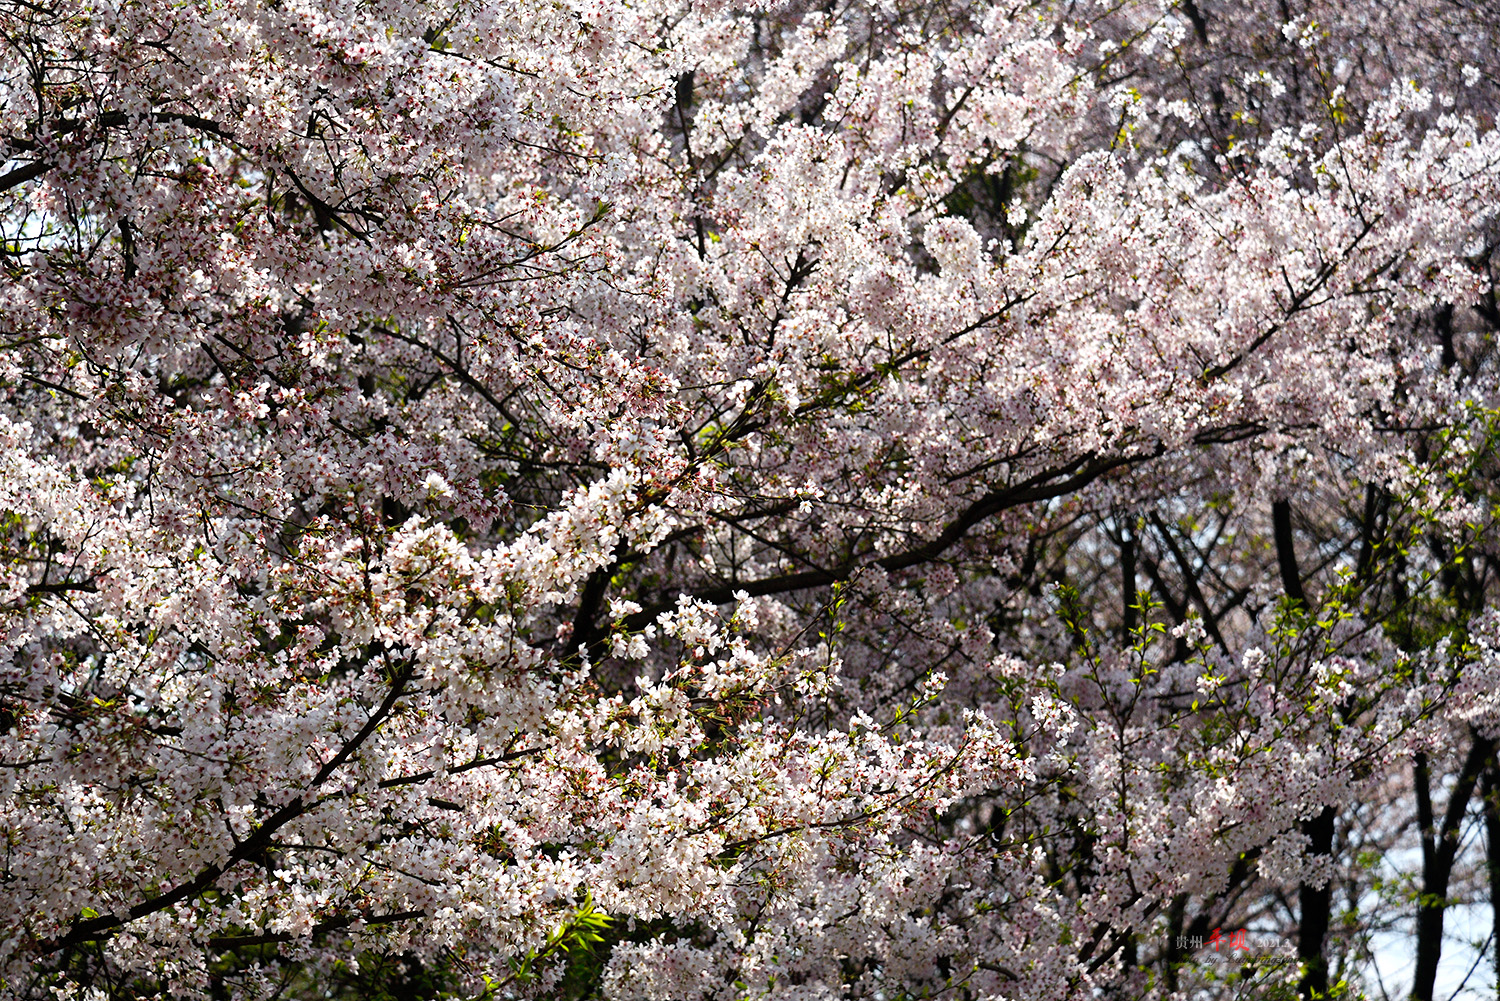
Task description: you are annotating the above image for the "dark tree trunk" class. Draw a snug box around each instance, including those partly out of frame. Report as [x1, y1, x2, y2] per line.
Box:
[1482, 757, 1500, 1001]
[1273, 499, 1307, 608]
[1412, 736, 1495, 1001]
[1275, 497, 1334, 999]
[1298, 806, 1335, 1000]
[1476, 759, 1500, 1001]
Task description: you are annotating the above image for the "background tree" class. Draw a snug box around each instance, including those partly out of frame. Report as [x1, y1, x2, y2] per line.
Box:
[4, 0, 1500, 998]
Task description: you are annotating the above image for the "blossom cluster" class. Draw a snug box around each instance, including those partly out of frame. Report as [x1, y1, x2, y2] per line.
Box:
[3, 0, 1500, 997]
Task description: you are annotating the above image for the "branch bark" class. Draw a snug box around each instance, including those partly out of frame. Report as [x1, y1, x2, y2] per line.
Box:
[36, 660, 415, 957]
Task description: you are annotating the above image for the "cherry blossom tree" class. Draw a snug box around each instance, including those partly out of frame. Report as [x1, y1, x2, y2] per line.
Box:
[4, 0, 1500, 997]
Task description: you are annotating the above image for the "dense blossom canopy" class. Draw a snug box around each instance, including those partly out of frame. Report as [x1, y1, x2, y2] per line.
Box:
[4, 0, 1500, 997]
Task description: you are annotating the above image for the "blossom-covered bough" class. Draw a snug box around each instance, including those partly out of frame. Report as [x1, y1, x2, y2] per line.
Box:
[4, 0, 1500, 997]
